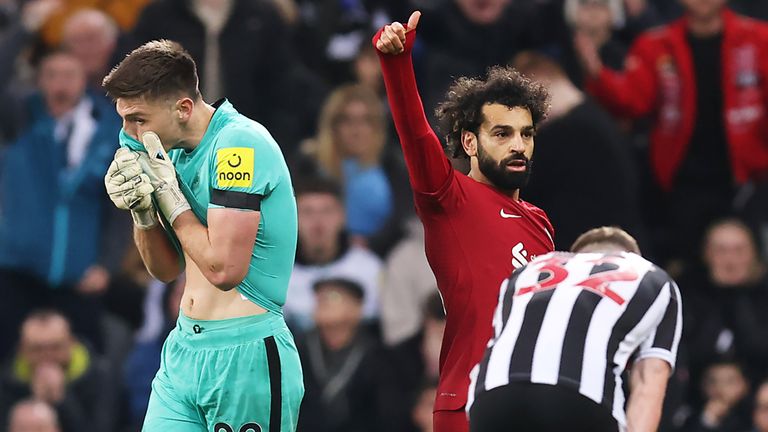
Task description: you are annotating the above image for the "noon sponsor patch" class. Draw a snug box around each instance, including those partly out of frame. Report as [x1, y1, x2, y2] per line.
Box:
[216, 147, 254, 188]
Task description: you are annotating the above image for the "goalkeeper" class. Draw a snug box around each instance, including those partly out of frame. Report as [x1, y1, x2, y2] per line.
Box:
[102, 40, 303, 432]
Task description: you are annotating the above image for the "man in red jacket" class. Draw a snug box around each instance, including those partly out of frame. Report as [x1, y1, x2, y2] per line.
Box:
[375, 11, 555, 432]
[575, 0, 768, 265]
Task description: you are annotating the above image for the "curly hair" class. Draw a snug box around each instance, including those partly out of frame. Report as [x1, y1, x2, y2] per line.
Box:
[435, 65, 550, 159]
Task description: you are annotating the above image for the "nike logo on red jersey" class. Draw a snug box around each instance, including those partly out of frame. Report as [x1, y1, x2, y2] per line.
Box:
[500, 209, 522, 219]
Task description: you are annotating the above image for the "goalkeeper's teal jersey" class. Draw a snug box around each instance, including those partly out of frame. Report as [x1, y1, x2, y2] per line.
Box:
[119, 100, 297, 313]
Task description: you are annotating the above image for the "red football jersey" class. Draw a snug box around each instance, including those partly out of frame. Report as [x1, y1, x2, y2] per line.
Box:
[375, 28, 555, 414]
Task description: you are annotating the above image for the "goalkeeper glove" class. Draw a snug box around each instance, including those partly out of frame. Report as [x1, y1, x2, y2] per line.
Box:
[104, 148, 158, 229]
[137, 131, 191, 225]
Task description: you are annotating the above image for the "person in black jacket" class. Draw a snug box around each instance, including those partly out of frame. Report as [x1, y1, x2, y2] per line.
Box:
[681, 218, 768, 389]
[414, 0, 548, 118]
[0, 310, 115, 432]
[296, 278, 381, 432]
[683, 360, 753, 432]
[129, 0, 326, 153]
[512, 50, 646, 252]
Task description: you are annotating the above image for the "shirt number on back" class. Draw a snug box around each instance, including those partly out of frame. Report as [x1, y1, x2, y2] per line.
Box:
[515, 256, 638, 305]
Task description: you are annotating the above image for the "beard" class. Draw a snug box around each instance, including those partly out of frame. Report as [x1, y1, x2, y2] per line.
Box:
[476, 141, 532, 191]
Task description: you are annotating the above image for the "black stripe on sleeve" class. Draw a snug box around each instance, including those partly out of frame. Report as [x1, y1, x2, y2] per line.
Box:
[211, 189, 263, 211]
[601, 269, 667, 407]
[652, 282, 680, 350]
[264, 336, 282, 432]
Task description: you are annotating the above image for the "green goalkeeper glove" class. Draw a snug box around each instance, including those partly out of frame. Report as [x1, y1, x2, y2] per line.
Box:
[137, 131, 191, 225]
[104, 148, 158, 229]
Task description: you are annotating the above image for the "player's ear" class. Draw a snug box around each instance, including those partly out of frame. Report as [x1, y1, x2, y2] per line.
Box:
[461, 130, 478, 157]
[175, 97, 195, 123]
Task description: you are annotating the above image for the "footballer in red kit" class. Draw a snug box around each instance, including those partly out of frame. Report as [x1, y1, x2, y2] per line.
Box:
[374, 11, 555, 432]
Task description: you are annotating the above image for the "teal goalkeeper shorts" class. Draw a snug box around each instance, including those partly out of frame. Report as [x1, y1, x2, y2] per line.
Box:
[143, 311, 304, 432]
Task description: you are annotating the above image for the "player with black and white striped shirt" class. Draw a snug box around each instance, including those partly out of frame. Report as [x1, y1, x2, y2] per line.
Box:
[467, 227, 682, 432]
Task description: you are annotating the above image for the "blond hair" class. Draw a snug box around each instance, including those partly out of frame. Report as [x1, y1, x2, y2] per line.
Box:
[315, 84, 386, 179]
[571, 226, 640, 255]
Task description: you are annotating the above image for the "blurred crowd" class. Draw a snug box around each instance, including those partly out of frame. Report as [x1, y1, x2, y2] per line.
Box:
[0, 0, 767, 431]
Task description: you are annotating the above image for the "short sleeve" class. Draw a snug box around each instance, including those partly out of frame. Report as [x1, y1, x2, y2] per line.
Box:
[209, 126, 282, 211]
[636, 280, 683, 369]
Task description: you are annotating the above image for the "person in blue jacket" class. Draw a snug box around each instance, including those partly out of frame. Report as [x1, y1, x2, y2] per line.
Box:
[0, 50, 127, 359]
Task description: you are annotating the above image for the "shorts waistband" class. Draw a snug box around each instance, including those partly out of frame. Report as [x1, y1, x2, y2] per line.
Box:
[174, 310, 288, 348]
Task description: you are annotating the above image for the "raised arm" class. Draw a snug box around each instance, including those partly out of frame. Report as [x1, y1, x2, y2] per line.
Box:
[574, 31, 659, 118]
[374, 12, 453, 194]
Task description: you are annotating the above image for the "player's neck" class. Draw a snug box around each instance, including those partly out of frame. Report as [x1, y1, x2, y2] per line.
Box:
[177, 103, 216, 151]
[468, 168, 521, 200]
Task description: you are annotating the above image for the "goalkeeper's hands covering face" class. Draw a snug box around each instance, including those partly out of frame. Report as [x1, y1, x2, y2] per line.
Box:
[105, 131, 190, 228]
[136, 131, 191, 225]
[105, 147, 158, 229]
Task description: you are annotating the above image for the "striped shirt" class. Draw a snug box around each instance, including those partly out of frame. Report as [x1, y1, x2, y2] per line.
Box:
[468, 251, 682, 429]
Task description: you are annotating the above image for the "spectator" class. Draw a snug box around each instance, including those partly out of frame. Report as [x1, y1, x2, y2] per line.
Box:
[293, 0, 394, 86]
[37, 0, 150, 47]
[615, 0, 667, 41]
[683, 360, 752, 432]
[557, 0, 630, 86]
[574, 0, 768, 268]
[0, 0, 61, 113]
[378, 292, 445, 432]
[295, 84, 412, 255]
[380, 217, 437, 346]
[297, 278, 381, 432]
[7, 399, 59, 432]
[416, 0, 546, 114]
[0, 0, 17, 37]
[284, 177, 383, 329]
[0, 50, 126, 357]
[682, 219, 768, 385]
[0, 310, 115, 432]
[61, 9, 119, 88]
[753, 380, 768, 432]
[130, 0, 325, 152]
[512, 50, 645, 251]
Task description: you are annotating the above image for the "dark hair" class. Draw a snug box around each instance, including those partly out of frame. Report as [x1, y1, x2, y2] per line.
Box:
[570, 226, 641, 255]
[102, 39, 201, 101]
[704, 217, 764, 260]
[703, 357, 747, 376]
[435, 65, 550, 159]
[313, 277, 365, 302]
[293, 176, 343, 200]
